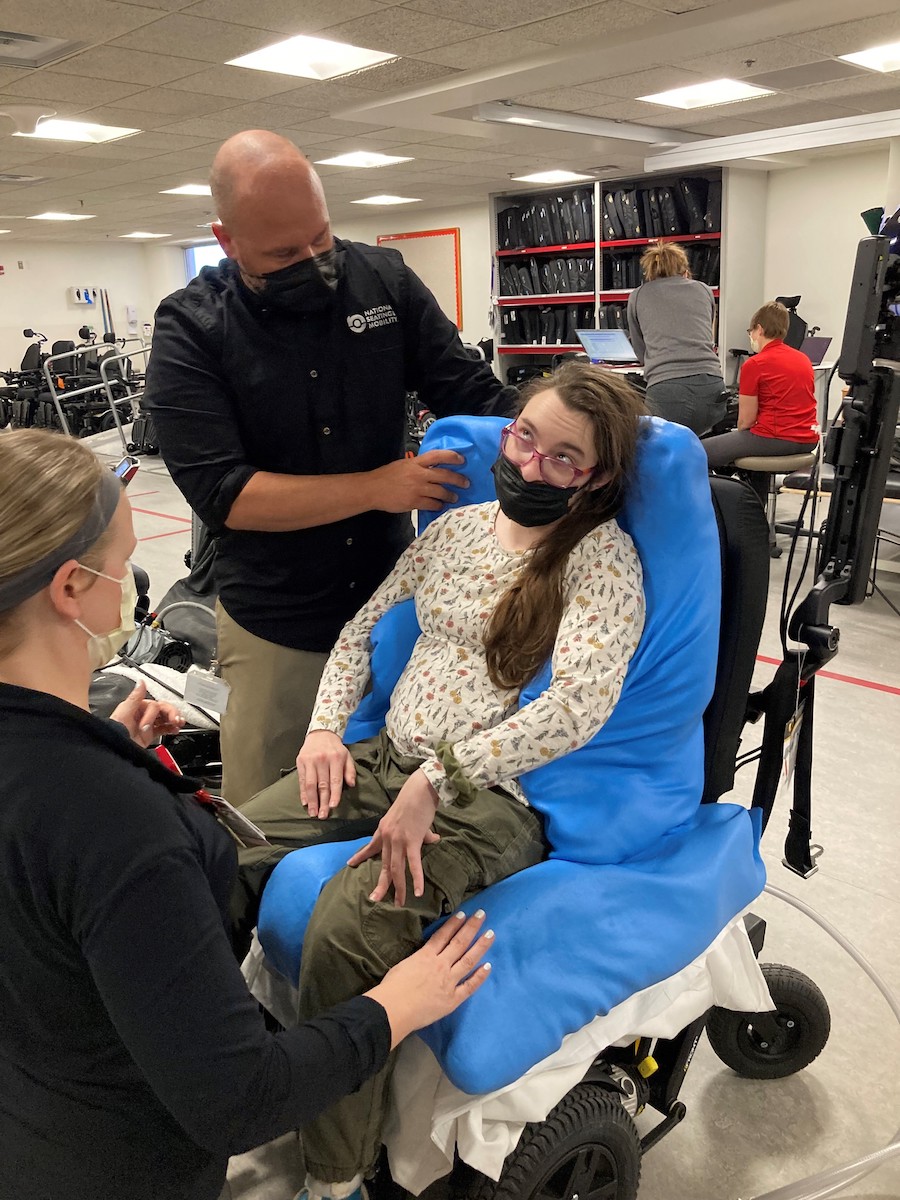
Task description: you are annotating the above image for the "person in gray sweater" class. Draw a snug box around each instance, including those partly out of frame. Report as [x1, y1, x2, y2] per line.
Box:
[626, 243, 725, 435]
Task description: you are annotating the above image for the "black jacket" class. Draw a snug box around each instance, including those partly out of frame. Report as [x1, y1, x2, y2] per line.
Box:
[144, 240, 511, 650]
[0, 684, 390, 1200]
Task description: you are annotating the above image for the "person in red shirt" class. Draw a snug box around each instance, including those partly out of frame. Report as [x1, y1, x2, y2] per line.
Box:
[704, 300, 819, 468]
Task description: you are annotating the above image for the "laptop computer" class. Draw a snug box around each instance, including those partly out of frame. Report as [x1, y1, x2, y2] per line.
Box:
[576, 328, 641, 366]
[798, 336, 832, 366]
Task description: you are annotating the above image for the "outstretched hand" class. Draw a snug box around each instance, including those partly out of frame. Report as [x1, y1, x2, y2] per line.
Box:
[111, 679, 185, 748]
[366, 909, 494, 1047]
[368, 449, 469, 514]
[347, 768, 440, 906]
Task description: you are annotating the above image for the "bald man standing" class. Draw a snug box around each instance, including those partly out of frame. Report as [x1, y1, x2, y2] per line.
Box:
[145, 131, 510, 807]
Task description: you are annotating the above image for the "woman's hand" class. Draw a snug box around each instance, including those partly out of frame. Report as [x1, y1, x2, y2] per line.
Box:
[366, 910, 494, 1047]
[297, 730, 357, 818]
[111, 679, 185, 749]
[347, 768, 440, 906]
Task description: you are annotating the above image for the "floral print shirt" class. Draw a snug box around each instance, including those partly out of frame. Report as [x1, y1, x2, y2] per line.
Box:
[309, 502, 645, 806]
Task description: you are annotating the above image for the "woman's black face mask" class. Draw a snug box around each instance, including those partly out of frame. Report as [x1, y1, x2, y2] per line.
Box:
[491, 454, 579, 527]
[245, 247, 342, 313]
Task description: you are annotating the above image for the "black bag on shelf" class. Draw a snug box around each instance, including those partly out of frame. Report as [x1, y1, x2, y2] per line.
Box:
[622, 189, 643, 238]
[571, 188, 594, 242]
[520, 203, 539, 247]
[559, 197, 578, 243]
[704, 179, 722, 232]
[533, 200, 553, 246]
[537, 261, 552, 294]
[500, 264, 520, 296]
[658, 187, 679, 235]
[522, 308, 541, 343]
[678, 177, 709, 235]
[638, 190, 653, 240]
[497, 206, 523, 250]
[547, 196, 564, 246]
[578, 303, 595, 330]
[501, 308, 522, 344]
[602, 190, 624, 240]
[563, 304, 580, 344]
[513, 265, 532, 295]
[647, 188, 664, 237]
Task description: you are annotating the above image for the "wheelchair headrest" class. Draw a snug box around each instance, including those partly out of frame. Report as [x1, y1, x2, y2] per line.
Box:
[775, 294, 801, 311]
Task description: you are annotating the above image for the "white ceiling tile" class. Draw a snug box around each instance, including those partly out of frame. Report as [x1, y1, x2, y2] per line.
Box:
[2, 71, 143, 106]
[54, 46, 210, 86]
[0, 0, 169, 40]
[184, 0, 389, 33]
[679, 38, 830, 79]
[598, 66, 709, 98]
[793, 74, 900, 103]
[574, 97, 680, 121]
[270, 80, 383, 108]
[213, 100, 329, 126]
[107, 13, 274, 61]
[293, 116, 394, 136]
[510, 86, 630, 111]
[402, 0, 598, 29]
[164, 65, 310, 99]
[741, 99, 865, 126]
[73, 103, 206, 130]
[787, 13, 900, 57]
[517, 1, 658, 46]
[0, 66, 44, 89]
[629, 0, 724, 10]
[334, 57, 460, 92]
[319, 8, 484, 54]
[415, 30, 554, 69]
[117, 86, 229, 115]
[839, 87, 900, 113]
[106, 0, 197, 9]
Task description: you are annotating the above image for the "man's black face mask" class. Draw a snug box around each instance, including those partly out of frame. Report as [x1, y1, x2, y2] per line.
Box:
[245, 247, 342, 313]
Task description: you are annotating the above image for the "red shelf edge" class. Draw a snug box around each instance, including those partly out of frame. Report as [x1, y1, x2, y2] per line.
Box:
[495, 293, 593, 306]
[496, 232, 720, 256]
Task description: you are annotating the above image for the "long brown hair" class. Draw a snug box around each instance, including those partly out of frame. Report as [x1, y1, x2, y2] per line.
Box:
[484, 361, 646, 691]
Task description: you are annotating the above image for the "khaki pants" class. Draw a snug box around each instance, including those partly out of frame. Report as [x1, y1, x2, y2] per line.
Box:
[236, 732, 546, 1184]
[215, 600, 329, 808]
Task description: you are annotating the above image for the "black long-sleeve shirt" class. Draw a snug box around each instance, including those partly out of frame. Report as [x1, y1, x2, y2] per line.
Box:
[0, 684, 391, 1200]
[143, 240, 512, 651]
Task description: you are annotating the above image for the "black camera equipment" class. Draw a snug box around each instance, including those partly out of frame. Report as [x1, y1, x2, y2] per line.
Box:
[749, 230, 900, 877]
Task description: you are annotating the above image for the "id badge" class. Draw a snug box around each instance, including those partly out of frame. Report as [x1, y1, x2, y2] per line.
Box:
[777, 702, 805, 806]
[183, 667, 231, 713]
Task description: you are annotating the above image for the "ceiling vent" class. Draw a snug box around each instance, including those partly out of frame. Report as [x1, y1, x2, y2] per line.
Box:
[0, 30, 83, 69]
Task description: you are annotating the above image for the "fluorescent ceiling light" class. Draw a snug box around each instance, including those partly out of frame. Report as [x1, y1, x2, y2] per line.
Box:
[315, 151, 413, 168]
[120, 231, 171, 239]
[506, 117, 541, 126]
[160, 183, 212, 196]
[511, 170, 594, 184]
[351, 194, 421, 205]
[0, 229, 11, 234]
[28, 211, 95, 221]
[839, 41, 900, 73]
[639, 78, 773, 109]
[228, 34, 397, 81]
[14, 118, 139, 143]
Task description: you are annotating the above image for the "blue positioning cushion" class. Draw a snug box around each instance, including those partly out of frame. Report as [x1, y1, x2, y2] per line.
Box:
[258, 413, 766, 1093]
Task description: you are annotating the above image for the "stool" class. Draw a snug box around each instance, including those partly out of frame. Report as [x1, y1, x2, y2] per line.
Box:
[733, 451, 818, 558]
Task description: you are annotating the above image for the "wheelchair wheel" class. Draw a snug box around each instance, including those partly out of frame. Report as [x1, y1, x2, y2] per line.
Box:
[706, 963, 830, 1080]
[466, 1083, 641, 1200]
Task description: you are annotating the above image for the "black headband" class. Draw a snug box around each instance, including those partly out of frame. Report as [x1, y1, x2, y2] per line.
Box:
[0, 468, 122, 614]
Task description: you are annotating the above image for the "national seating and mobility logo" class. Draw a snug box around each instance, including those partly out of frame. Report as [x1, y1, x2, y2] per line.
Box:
[347, 304, 399, 333]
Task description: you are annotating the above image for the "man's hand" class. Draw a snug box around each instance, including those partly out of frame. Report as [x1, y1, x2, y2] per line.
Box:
[368, 450, 469, 514]
[111, 680, 185, 748]
[347, 768, 440, 906]
[297, 729, 356, 818]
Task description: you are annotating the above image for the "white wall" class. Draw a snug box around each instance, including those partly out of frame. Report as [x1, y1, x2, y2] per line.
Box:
[334, 202, 493, 346]
[763, 148, 889, 352]
[0, 240, 185, 373]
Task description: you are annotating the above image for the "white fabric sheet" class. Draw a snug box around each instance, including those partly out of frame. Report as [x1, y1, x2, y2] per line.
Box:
[242, 913, 772, 1196]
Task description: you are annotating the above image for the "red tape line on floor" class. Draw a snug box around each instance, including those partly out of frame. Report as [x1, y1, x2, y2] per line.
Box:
[756, 654, 900, 696]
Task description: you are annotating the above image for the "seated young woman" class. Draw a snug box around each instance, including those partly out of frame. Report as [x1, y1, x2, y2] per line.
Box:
[238, 361, 648, 1200]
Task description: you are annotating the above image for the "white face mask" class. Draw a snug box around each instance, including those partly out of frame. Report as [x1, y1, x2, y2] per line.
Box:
[74, 564, 138, 671]
[749, 334, 760, 353]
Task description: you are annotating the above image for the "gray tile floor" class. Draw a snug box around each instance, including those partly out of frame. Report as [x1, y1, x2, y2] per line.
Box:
[94, 431, 900, 1200]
